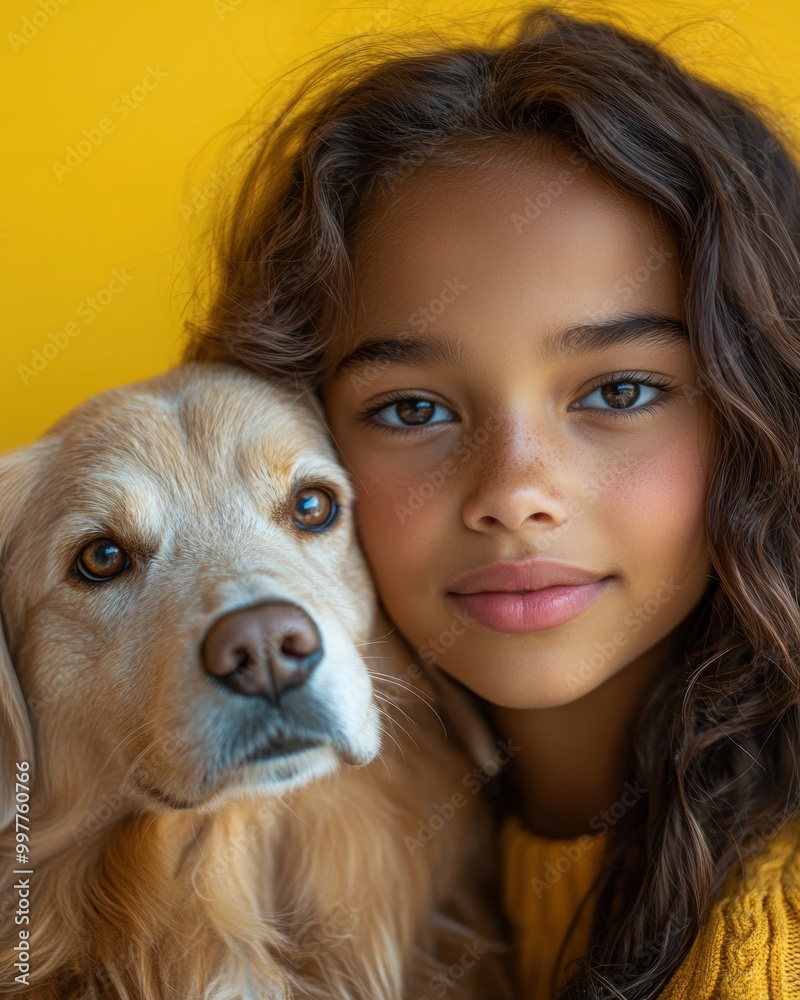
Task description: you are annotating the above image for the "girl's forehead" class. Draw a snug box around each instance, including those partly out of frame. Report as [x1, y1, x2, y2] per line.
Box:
[351, 147, 675, 285]
[359, 139, 656, 226]
[346, 152, 682, 340]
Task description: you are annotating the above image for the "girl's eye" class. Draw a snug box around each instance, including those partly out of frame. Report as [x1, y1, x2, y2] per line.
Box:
[571, 371, 679, 421]
[358, 394, 456, 432]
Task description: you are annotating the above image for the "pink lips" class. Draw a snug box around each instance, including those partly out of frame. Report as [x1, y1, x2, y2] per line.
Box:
[446, 559, 613, 633]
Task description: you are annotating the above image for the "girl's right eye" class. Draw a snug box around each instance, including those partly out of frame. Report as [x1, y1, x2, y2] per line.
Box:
[357, 392, 455, 435]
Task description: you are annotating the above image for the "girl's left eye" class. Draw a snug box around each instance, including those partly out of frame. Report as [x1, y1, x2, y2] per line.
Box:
[357, 372, 678, 434]
[571, 371, 678, 421]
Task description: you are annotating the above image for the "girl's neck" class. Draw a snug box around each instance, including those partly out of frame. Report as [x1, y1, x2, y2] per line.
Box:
[483, 630, 681, 840]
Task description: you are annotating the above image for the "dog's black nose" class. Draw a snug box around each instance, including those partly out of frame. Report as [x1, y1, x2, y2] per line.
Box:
[202, 601, 323, 705]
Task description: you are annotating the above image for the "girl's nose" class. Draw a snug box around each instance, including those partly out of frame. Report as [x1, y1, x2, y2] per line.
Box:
[461, 484, 570, 533]
[458, 414, 574, 533]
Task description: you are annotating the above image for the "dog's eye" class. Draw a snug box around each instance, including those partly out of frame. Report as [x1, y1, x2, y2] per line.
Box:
[75, 539, 131, 582]
[291, 487, 339, 531]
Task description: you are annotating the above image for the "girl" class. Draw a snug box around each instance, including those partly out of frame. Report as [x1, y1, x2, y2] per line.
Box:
[181, 4, 800, 997]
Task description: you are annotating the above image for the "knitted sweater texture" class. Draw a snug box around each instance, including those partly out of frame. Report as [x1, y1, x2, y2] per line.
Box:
[500, 812, 800, 998]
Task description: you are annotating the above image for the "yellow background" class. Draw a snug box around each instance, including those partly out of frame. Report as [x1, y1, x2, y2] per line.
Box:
[1, 0, 798, 453]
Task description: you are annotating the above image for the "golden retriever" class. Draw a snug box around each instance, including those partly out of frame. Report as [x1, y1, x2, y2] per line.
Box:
[0, 361, 515, 999]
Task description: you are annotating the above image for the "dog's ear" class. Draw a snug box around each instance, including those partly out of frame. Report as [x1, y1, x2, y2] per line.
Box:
[0, 442, 47, 830]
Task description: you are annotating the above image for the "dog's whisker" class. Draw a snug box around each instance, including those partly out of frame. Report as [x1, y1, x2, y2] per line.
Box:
[368, 732, 394, 780]
[373, 699, 422, 753]
[367, 668, 426, 682]
[375, 720, 408, 766]
[359, 658, 429, 682]
[373, 694, 447, 736]
[95, 719, 159, 784]
[372, 693, 422, 737]
[354, 627, 400, 646]
[181, 813, 209, 874]
[116, 733, 168, 797]
[141, 809, 165, 842]
[368, 671, 437, 701]
[361, 663, 438, 699]
[372, 688, 448, 736]
[374, 703, 410, 761]
[370, 688, 427, 716]
[368, 674, 448, 734]
[268, 790, 307, 829]
[370, 749, 393, 780]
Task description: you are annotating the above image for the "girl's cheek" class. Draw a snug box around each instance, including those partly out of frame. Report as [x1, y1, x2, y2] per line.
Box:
[606, 432, 712, 587]
[354, 461, 448, 562]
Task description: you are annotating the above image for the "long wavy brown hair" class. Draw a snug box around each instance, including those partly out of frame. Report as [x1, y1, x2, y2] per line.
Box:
[180, 4, 800, 997]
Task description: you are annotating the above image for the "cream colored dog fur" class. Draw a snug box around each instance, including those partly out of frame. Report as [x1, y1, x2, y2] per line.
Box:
[0, 361, 514, 999]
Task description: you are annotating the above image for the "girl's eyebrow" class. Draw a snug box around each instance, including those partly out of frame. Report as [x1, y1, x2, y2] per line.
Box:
[332, 313, 688, 379]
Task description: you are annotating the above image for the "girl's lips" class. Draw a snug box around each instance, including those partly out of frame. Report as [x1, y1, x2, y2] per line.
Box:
[445, 578, 614, 633]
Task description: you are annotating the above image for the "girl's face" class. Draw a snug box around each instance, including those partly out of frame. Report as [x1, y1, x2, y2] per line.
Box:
[319, 142, 716, 709]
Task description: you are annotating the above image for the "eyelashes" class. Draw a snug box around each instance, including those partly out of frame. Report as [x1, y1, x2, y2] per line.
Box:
[575, 371, 678, 422]
[358, 393, 453, 435]
[355, 371, 680, 436]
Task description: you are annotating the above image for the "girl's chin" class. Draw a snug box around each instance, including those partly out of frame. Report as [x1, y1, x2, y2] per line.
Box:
[430, 661, 612, 710]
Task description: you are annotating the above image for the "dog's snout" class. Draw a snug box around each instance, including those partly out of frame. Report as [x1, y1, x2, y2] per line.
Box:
[202, 601, 323, 705]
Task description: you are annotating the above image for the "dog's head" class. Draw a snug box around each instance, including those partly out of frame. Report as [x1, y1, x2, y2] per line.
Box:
[0, 362, 382, 826]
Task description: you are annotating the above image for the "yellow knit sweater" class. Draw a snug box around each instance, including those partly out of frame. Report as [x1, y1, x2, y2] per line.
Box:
[500, 812, 800, 998]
